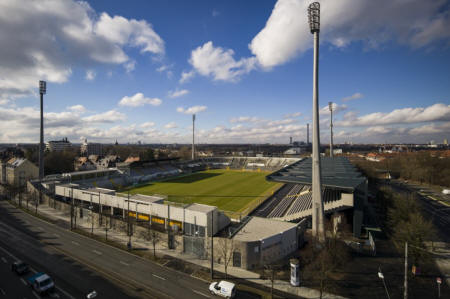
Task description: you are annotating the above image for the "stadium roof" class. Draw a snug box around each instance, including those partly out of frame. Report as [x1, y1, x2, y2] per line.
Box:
[266, 157, 366, 191]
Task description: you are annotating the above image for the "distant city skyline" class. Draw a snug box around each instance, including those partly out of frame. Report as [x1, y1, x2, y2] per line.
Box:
[0, 0, 449, 144]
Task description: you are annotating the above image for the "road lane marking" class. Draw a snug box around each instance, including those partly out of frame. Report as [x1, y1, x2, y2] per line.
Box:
[50, 293, 60, 298]
[1, 257, 6, 263]
[152, 274, 166, 280]
[71, 241, 79, 246]
[31, 291, 40, 299]
[192, 289, 209, 298]
[21, 278, 27, 285]
[119, 261, 129, 266]
[92, 250, 102, 255]
[53, 233, 60, 238]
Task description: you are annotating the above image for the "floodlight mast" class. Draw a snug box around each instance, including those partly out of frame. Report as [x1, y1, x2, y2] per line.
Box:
[192, 114, 195, 160]
[39, 80, 46, 180]
[308, 2, 325, 241]
[329, 101, 334, 158]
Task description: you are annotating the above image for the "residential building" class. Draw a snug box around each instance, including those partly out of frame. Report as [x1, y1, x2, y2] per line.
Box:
[0, 157, 38, 186]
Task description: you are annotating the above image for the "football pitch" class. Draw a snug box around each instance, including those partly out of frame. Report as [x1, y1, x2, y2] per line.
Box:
[125, 169, 281, 212]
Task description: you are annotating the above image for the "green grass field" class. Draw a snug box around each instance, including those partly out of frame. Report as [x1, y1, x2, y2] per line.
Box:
[125, 169, 281, 213]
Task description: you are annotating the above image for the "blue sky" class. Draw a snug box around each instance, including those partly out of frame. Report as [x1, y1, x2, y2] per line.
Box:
[0, 0, 449, 144]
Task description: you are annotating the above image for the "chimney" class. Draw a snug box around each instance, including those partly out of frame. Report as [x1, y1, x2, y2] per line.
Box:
[307, 123, 310, 144]
[290, 137, 293, 145]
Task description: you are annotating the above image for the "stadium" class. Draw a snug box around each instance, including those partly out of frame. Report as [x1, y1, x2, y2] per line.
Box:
[44, 155, 366, 269]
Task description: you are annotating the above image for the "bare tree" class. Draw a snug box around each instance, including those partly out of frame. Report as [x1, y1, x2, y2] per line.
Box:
[215, 238, 236, 278]
[140, 226, 162, 259]
[263, 263, 281, 299]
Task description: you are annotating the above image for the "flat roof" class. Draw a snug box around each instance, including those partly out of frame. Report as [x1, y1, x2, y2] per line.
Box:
[186, 203, 216, 213]
[85, 187, 116, 195]
[266, 157, 365, 191]
[64, 168, 118, 176]
[130, 194, 164, 204]
[233, 217, 297, 242]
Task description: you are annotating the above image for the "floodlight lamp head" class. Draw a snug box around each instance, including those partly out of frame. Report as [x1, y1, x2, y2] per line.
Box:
[39, 80, 46, 94]
[328, 101, 333, 111]
[308, 2, 320, 33]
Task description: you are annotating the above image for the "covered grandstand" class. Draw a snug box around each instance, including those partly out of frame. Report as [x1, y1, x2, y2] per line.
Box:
[260, 157, 367, 237]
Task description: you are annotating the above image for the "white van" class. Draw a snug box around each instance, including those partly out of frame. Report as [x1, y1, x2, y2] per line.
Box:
[209, 280, 236, 298]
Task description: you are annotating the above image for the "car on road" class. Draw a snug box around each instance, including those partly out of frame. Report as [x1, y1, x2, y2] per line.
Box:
[27, 272, 55, 294]
[11, 260, 29, 275]
[209, 280, 236, 298]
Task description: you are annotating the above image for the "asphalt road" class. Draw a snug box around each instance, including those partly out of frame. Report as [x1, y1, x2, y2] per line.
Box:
[0, 199, 268, 299]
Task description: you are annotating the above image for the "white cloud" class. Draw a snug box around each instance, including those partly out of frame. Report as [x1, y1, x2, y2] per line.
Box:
[94, 12, 164, 55]
[189, 41, 257, 82]
[284, 112, 302, 118]
[249, 0, 450, 68]
[336, 103, 450, 127]
[342, 92, 364, 102]
[177, 105, 207, 114]
[0, 0, 164, 100]
[179, 70, 195, 84]
[164, 122, 178, 129]
[320, 103, 348, 115]
[119, 93, 162, 107]
[67, 105, 86, 113]
[140, 121, 155, 128]
[85, 70, 96, 81]
[168, 89, 189, 98]
[82, 110, 126, 123]
[124, 60, 136, 73]
[230, 116, 261, 123]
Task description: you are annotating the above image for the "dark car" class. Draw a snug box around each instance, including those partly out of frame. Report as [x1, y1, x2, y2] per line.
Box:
[11, 261, 29, 275]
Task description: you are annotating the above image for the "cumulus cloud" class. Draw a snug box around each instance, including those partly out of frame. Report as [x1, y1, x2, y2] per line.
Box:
[177, 105, 207, 114]
[179, 70, 195, 84]
[0, 0, 164, 100]
[67, 105, 86, 113]
[336, 103, 450, 127]
[85, 70, 96, 81]
[249, 0, 450, 68]
[284, 112, 302, 118]
[168, 89, 189, 98]
[82, 110, 126, 123]
[119, 93, 162, 107]
[164, 122, 178, 129]
[342, 92, 364, 102]
[189, 41, 257, 82]
[140, 121, 155, 128]
[230, 116, 261, 123]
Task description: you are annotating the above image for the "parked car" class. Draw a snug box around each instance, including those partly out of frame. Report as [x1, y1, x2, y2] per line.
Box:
[209, 280, 236, 298]
[11, 261, 29, 275]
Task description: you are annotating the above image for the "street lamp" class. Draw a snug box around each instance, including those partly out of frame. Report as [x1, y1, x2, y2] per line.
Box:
[39, 80, 46, 180]
[329, 101, 334, 157]
[308, 1, 325, 240]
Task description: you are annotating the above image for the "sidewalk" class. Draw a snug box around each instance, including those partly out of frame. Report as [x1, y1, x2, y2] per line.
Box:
[25, 201, 347, 299]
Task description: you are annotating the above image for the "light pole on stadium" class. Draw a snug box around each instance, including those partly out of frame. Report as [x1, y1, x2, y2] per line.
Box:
[192, 114, 195, 160]
[329, 101, 334, 157]
[308, 2, 325, 241]
[39, 80, 46, 180]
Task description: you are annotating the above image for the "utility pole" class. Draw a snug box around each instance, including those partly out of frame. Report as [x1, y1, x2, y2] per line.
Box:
[70, 187, 73, 230]
[192, 114, 195, 160]
[210, 212, 214, 279]
[308, 2, 325, 241]
[329, 101, 334, 157]
[404, 241, 408, 299]
[38, 81, 46, 180]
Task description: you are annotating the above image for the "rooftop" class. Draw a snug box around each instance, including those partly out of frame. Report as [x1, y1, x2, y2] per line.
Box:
[130, 194, 164, 204]
[186, 203, 216, 213]
[266, 156, 365, 191]
[233, 216, 297, 242]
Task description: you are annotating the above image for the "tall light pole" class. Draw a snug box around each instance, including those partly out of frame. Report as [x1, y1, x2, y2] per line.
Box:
[39, 80, 46, 180]
[329, 101, 334, 157]
[308, 2, 324, 240]
[192, 114, 195, 160]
